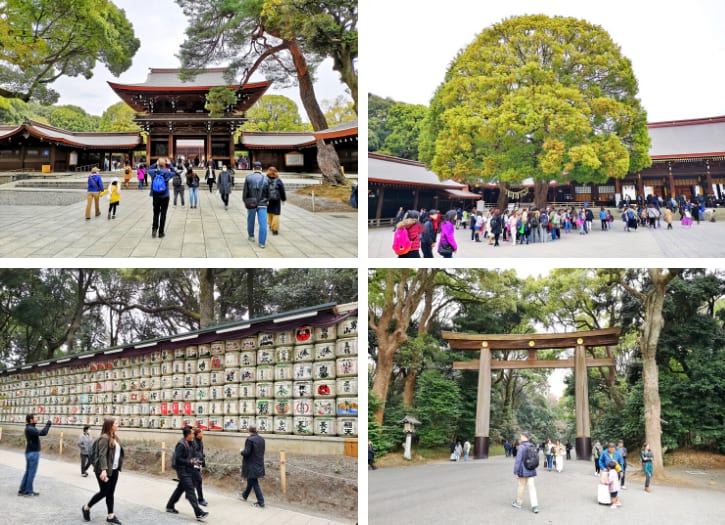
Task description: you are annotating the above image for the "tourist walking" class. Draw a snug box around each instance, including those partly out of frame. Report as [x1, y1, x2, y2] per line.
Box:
[243, 161, 270, 249]
[593, 440, 602, 475]
[166, 427, 208, 521]
[640, 442, 654, 492]
[78, 425, 93, 477]
[598, 442, 624, 476]
[565, 440, 572, 460]
[18, 414, 51, 496]
[186, 166, 200, 209]
[545, 438, 554, 471]
[368, 440, 377, 470]
[463, 440, 471, 461]
[394, 210, 422, 258]
[136, 164, 145, 189]
[240, 424, 266, 508]
[265, 167, 286, 235]
[122, 164, 132, 189]
[437, 210, 458, 258]
[218, 165, 234, 210]
[606, 461, 622, 508]
[489, 209, 503, 246]
[555, 439, 564, 472]
[82, 417, 124, 524]
[192, 428, 208, 506]
[617, 439, 628, 489]
[172, 166, 185, 207]
[454, 440, 463, 462]
[419, 211, 436, 258]
[512, 431, 539, 514]
[204, 159, 216, 193]
[147, 158, 174, 238]
[663, 207, 673, 229]
[101, 178, 121, 220]
[85, 167, 104, 220]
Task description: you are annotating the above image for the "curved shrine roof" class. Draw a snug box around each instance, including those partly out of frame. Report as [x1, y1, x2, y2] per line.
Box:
[0, 121, 141, 149]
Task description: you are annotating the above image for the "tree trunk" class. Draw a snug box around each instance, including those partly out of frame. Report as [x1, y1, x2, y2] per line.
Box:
[496, 181, 509, 210]
[288, 41, 346, 185]
[402, 287, 435, 408]
[534, 180, 549, 209]
[199, 269, 215, 329]
[371, 332, 405, 426]
[331, 44, 358, 114]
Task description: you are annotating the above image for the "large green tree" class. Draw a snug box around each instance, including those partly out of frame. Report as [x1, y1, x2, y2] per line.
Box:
[243, 94, 306, 131]
[48, 105, 98, 131]
[98, 102, 139, 132]
[176, 0, 357, 185]
[419, 15, 651, 209]
[0, 0, 139, 104]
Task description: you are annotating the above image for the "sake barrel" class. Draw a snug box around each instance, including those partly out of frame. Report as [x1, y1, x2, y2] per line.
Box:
[222, 384, 239, 399]
[223, 416, 238, 431]
[174, 359, 187, 374]
[170, 388, 183, 401]
[171, 374, 184, 388]
[197, 344, 211, 357]
[193, 402, 209, 416]
[256, 348, 275, 365]
[139, 403, 150, 415]
[256, 365, 274, 382]
[161, 389, 174, 401]
[225, 339, 241, 353]
[336, 377, 358, 396]
[148, 416, 160, 429]
[160, 362, 172, 376]
[315, 324, 336, 342]
[169, 401, 181, 416]
[183, 374, 197, 388]
[335, 338, 358, 357]
[293, 416, 313, 435]
[239, 383, 255, 399]
[276, 347, 292, 363]
[181, 416, 195, 428]
[240, 337, 257, 351]
[149, 364, 161, 377]
[239, 351, 256, 367]
[209, 400, 224, 416]
[197, 372, 211, 387]
[274, 381, 292, 398]
[275, 330, 294, 346]
[257, 332, 274, 348]
[183, 401, 194, 416]
[337, 418, 357, 437]
[182, 389, 195, 402]
[209, 340, 224, 356]
[256, 382, 273, 399]
[293, 363, 313, 381]
[111, 369, 121, 381]
[238, 415, 255, 432]
[314, 398, 336, 416]
[293, 345, 314, 362]
[256, 399, 273, 416]
[336, 357, 357, 377]
[184, 360, 197, 374]
[209, 385, 224, 400]
[313, 380, 336, 398]
[314, 416, 336, 436]
[256, 415, 272, 433]
[293, 381, 313, 398]
[209, 370, 225, 386]
[295, 325, 314, 344]
[170, 415, 183, 429]
[224, 368, 240, 383]
[273, 398, 291, 415]
[148, 390, 161, 403]
[223, 399, 239, 415]
[160, 376, 172, 389]
[338, 316, 358, 337]
[185, 345, 198, 359]
[224, 352, 240, 368]
[149, 403, 161, 416]
[209, 356, 224, 371]
[195, 388, 209, 402]
[336, 397, 358, 416]
[161, 349, 173, 361]
[314, 342, 336, 361]
[129, 367, 139, 379]
[174, 347, 186, 359]
[195, 417, 207, 430]
[312, 361, 336, 380]
[292, 398, 313, 416]
[275, 416, 293, 434]
[128, 390, 140, 403]
[239, 399, 256, 415]
[274, 364, 293, 381]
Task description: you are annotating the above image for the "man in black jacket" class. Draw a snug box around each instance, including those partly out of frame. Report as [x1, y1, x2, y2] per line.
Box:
[166, 427, 208, 521]
[240, 425, 266, 508]
[192, 428, 208, 506]
[19, 413, 51, 496]
[243, 161, 270, 249]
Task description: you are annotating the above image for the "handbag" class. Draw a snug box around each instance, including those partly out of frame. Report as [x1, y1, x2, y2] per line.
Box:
[438, 237, 453, 256]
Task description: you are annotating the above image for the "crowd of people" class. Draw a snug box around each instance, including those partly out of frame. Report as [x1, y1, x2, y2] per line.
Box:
[392, 195, 716, 257]
[84, 159, 287, 247]
[18, 414, 267, 524]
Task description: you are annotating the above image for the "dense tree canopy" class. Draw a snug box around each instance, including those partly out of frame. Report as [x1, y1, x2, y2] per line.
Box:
[243, 94, 306, 131]
[48, 105, 99, 132]
[0, 0, 139, 104]
[368, 93, 426, 160]
[419, 15, 651, 208]
[97, 102, 139, 132]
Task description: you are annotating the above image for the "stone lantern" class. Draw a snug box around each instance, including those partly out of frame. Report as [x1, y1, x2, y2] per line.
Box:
[399, 415, 421, 460]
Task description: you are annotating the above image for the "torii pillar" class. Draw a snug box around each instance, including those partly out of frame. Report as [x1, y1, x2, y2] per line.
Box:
[574, 340, 592, 460]
[474, 343, 491, 459]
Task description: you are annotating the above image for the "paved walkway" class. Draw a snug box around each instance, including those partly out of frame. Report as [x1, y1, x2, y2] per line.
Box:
[369, 455, 723, 524]
[0, 185, 357, 258]
[369, 218, 725, 258]
[0, 448, 350, 525]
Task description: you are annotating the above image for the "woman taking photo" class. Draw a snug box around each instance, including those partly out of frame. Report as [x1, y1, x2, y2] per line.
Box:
[641, 442, 654, 492]
[82, 418, 124, 524]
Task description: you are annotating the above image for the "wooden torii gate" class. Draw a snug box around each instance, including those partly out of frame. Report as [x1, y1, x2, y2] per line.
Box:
[442, 328, 620, 460]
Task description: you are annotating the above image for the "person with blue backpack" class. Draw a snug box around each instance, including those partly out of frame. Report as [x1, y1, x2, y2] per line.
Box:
[147, 157, 174, 238]
[85, 167, 104, 220]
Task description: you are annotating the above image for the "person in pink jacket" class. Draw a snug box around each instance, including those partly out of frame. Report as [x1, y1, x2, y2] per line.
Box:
[437, 210, 458, 258]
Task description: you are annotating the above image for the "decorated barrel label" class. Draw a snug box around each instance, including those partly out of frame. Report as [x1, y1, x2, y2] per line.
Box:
[239, 367, 255, 382]
[312, 361, 336, 380]
[239, 383, 255, 399]
[224, 368, 239, 383]
[295, 325, 314, 344]
[256, 365, 273, 382]
[256, 382, 273, 399]
[274, 381, 292, 398]
[195, 416, 208, 430]
[195, 388, 208, 401]
[184, 360, 197, 374]
[293, 398, 313, 416]
[223, 416, 238, 431]
[275, 416, 293, 434]
[171, 389, 183, 401]
[335, 338, 358, 357]
[171, 374, 184, 388]
[183, 374, 196, 388]
[256, 348, 275, 365]
[256, 415, 272, 433]
[313, 380, 336, 398]
[337, 316, 357, 337]
[193, 402, 209, 416]
[315, 325, 336, 342]
[239, 399, 256, 415]
[256, 399, 273, 416]
[173, 348, 185, 359]
[161, 349, 173, 361]
[314, 399, 335, 417]
[257, 332, 275, 348]
[210, 341, 225, 356]
[314, 342, 336, 361]
[293, 345, 314, 362]
[209, 385, 223, 400]
[185, 345, 198, 359]
[149, 403, 161, 416]
[182, 389, 195, 402]
[148, 416, 160, 429]
[148, 390, 161, 402]
[197, 344, 211, 358]
[223, 384, 239, 399]
[274, 364, 293, 381]
[239, 351, 256, 367]
[209, 370, 225, 386]
[336, 397, 358, 416]
[238, 415, 255, 432]
[273, 398, 291, 415]
[224, 352, 240, 367]
[240, 337, 257, 351]
[337, 418, 357, 437]
[276, 347, 292, 363]
[293, 363, 313, 381]
[197, 373, 210, 387]
[225, 339, 241, 352]
[223, 399, 239, 415]
[160, 362, 172, 376]
[197, 358, 211, 373]
[293, 416, 313, 435]
[336, 357, 357, 377]
[209, 356, 224, 371]
[275, 330, 294, 346]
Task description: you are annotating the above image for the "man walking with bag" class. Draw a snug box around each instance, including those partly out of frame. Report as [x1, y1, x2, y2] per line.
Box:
[243, 161, 270, 249]
[166, 427, 208, 521]
[512, 431, 539, 514]
[240, 425, 265, 508]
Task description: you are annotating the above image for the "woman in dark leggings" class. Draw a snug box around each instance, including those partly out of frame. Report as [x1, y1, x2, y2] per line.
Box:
[82, 418, 124, 524]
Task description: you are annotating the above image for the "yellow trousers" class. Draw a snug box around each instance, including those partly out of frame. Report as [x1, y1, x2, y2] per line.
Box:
[85, 192, 100, 218]
[269, 213, 280, 232]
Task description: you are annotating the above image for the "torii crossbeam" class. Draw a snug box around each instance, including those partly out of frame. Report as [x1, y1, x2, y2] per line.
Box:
[442, 328, 620, 460]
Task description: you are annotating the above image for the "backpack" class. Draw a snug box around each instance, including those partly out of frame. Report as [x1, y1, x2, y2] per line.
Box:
[392, 227, 412, 255]
[524, 442, 539, 470]
[540, 213, 549, 227]
[172, 173, 182, 188]
[152, 172, 168, 195]
[529, 214, 539, 227]
[268, 178, 281, 201]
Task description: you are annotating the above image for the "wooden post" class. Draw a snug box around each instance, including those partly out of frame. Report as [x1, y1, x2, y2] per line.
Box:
[59, 431, 64, 455]
[161, 441, 166, 473]
[474, 344, 491, 459]
[0, 426, 3, 441]
[574, 343, 592, 460]
[280, 450, 287, 495]
[375, 186, 385, 226]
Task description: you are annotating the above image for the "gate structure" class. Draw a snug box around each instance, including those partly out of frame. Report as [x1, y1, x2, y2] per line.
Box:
[442, 328, 619, 460]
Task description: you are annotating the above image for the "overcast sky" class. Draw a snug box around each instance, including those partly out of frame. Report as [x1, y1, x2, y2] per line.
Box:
[51, 0, 349, 118]
[363, 0, 725, 122]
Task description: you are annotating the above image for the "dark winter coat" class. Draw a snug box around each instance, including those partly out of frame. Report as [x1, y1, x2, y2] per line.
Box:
[266, 177, 287, 215]
[94, 434, 124, 473]
[24, 421, 51, 453]
[173, 438, 195, 473]
[192, 437, 206, 468]
[243, 171, 270, 209]
[218, 169, 234, 195]
[241, 432, 266, 479]
[513, 440, 537, 478]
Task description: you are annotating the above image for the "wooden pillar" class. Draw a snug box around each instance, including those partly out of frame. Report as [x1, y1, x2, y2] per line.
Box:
[375, 186, 385, 226]
[229, 134, 236, 168]
[705, 161, 713, 198]
[574, 343, 592, 460]
[413, 189, 420, 210]
[145, 136, 151, 165]
[668, 163, 676, 200]
[168, 133, 174, 162]
[474, 345, 491, 459]
[614, 178, 621, 194]
[206, 132, 212, 163]
[49, 145, 56, 172]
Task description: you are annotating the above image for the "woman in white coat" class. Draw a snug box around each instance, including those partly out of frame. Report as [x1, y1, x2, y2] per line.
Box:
[555, 439, 565, 472]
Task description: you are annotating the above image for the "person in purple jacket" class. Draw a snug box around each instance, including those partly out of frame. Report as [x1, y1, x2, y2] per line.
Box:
[512, 431, 539, 514]
[437, 210, 458, 258]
